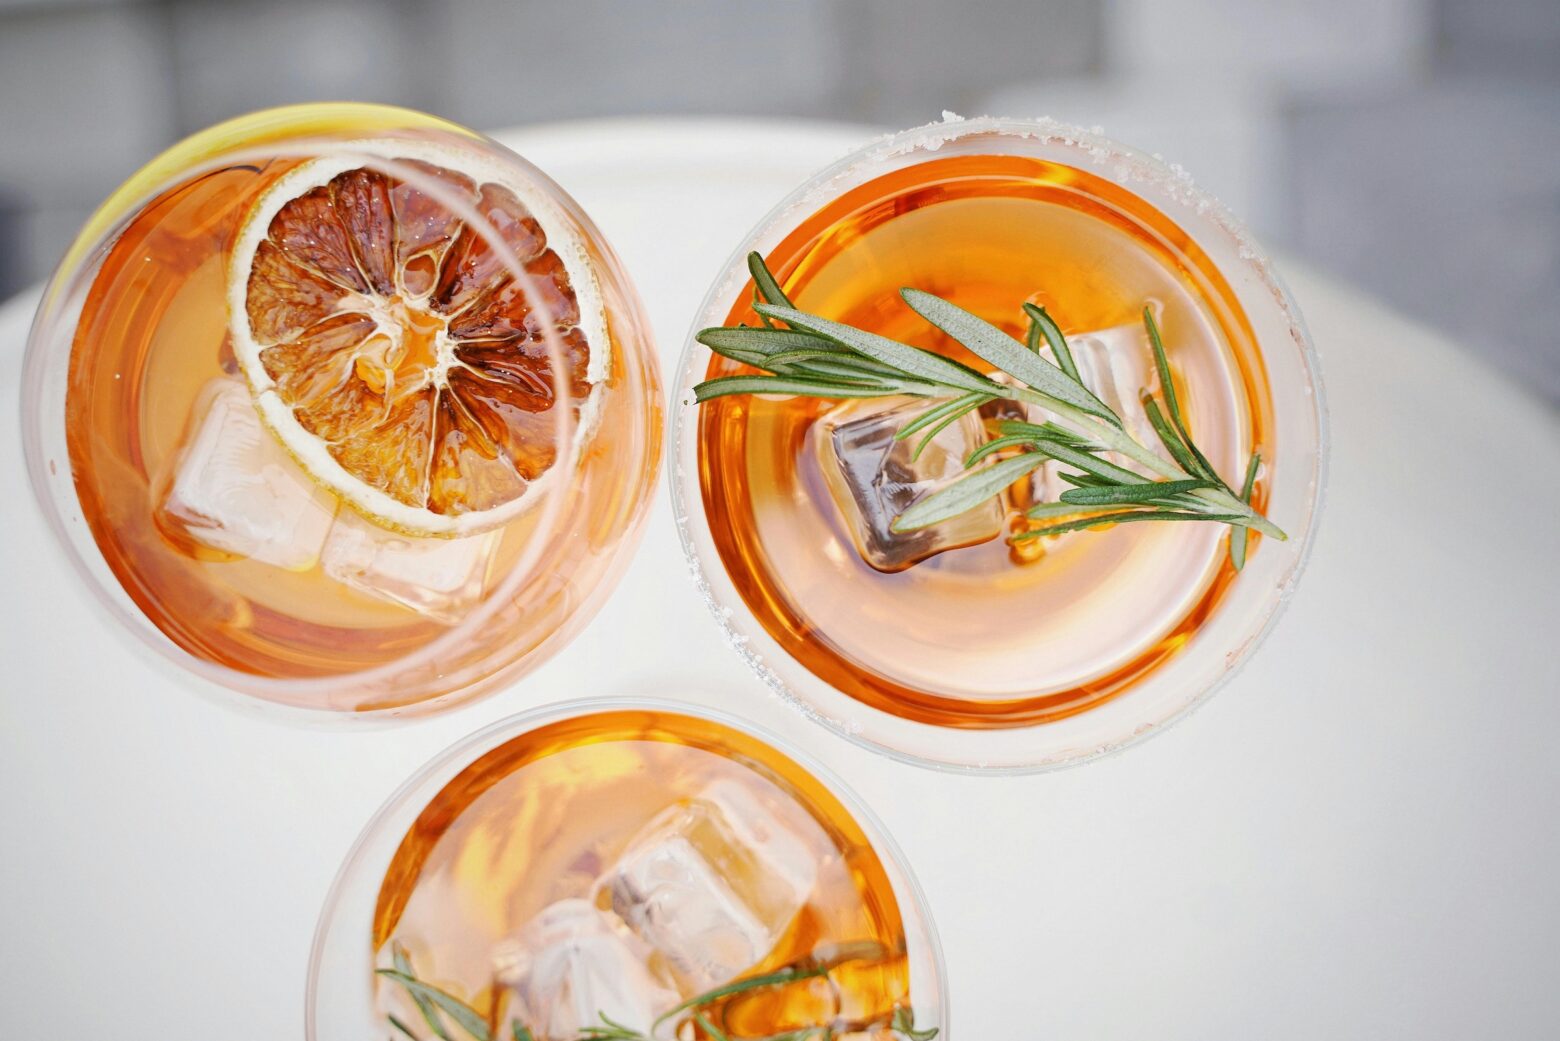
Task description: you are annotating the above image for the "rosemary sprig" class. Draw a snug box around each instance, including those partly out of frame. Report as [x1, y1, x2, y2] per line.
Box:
[375, 968, 493, 1040]
[891, 1008, 939, 1041]
[395, 940, 456, 1041]
[651, 962, 832, 1033]
[378, 940, 937, 1041]
[1230, 451, 1262, 571]
[693, 253, 1284, 568]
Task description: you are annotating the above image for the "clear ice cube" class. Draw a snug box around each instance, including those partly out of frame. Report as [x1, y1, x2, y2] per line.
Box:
[811, 399, 1004, 573]
[1066, 323, 1158, 448]
[494, 899, 678, 1041]
[993, 323, 1161, 555]
[320, 510, 499, 623]
[155, 378, 336, 570]
[596, 779, 818, 993]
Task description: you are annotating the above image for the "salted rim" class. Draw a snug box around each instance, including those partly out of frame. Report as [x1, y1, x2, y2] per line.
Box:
[228, 137, 610, 537]
[668, 113, 1329, 772]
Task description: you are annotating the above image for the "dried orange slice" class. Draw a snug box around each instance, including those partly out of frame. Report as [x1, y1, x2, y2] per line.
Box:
[228, 139, 608, 536]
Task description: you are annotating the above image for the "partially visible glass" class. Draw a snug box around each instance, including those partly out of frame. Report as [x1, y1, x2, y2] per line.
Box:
[22, 103, 662, 717]
[308, 698, 948, 1039]
[671, 116, 1327, 772]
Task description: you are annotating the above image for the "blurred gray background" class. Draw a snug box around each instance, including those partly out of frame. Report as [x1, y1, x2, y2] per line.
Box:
[2, 0, 1557, 397]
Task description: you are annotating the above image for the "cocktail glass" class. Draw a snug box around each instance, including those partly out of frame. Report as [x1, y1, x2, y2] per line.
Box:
[308, 698, 948, 1039]
[671, 116, 1326, 772]
[21, 103, 662, 717]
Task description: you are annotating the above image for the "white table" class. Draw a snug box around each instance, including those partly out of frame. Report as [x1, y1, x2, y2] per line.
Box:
[1, 118, 1556, 1039]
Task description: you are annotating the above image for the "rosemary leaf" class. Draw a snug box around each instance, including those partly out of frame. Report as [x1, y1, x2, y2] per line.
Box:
[1213, 510, 1280, 532]
[1143, 307, 1224, 490]
[753, 285, 776, 328]
[910, 398, 985, 462]
[1012, 510, 1246, 541]
[1141, 394, 1211, 480]
[891, 453, 1048, 532]
[965, 432, 1044, 467]
[1142, 307, 1182, 426]
[790, 356, 933, 387]
[696, 1012, 734, 1041]
[755, 303, 998, 396]
[711, 346, 794, 372]
[393, 942, 454, 1041]
[749, 250, 796, 309]
[1229, 451, 1262, 570]
[1029, 438, 1147, 486]
[1021, 302, 1082, 386]
[893, 1006, 940, 1041]
[577, 1013, 648, 1039]
[901, 288, 1118, 426]
[389, 1013, 420, 1040]
[375, 970, 490, 1041]
[1060, 479, 1211, 506]
[698, 326, 838, 357]
[765, 347, 861, 368]
[795, 353, 909, 376]
[1056, 470, 1107, 487]
[510, 1023, 534, 1041]
[1024, 501, 1126, 520]
[654, 965, 832, 1032]
[995, 419, 1092, 447]
[895, 392, 988, 442]
[693, 375, 909, 402]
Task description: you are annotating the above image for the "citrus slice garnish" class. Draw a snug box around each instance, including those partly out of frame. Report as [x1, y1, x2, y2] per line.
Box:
[228, 139, 608, 537]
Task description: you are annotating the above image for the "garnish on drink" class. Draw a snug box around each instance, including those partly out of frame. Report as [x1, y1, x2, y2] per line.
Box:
[354, 709, 943, 1040]
[694, 254, 1283, 572]
[674, 130, 1323, 750]
[378, 942, 938, 1040]
[28, 104, 662, 710]
[230, 139, 607, 538]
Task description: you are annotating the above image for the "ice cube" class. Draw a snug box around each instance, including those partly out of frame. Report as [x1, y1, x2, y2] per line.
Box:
[495, 899, 678, 1041]
[1020, 322, 1159, 483]
[810, 399, 1004, 573]
[985, 322, 1158, 450]
[597, 779, 819, 993]
[993, 323, 1160, 555]
[155, 378, 336, 570]
[321, 510, 498, 622]
[1066, 324, 1158, 448]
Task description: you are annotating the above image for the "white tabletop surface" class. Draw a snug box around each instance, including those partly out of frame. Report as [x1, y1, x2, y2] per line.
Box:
[1, 118, 1557, 1040]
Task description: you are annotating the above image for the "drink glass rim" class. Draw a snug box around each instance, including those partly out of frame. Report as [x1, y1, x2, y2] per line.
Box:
[669, 114, 1330, 773]
[20, 106, 650, 721]
[304, 694, 951, 1038]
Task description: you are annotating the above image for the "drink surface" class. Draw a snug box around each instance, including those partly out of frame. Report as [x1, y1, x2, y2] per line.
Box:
[63, 111, 655, 697]
[372, 709, 912, 1037]
[698, 153, 1274, 727]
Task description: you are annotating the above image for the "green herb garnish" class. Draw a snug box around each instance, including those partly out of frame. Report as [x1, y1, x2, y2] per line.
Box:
[693, 253, 1282, 569]
[378, 938, 937, 1041]
[393, 940, 457, 1041]
[375, 967, 492, 1040]
[891, 1007, 939, 1041]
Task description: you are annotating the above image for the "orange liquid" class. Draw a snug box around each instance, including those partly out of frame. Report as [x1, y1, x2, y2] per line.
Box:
[65, 141, 655, 696]
[373, 710, 913, 1038]
[699, 154, 1273, 728]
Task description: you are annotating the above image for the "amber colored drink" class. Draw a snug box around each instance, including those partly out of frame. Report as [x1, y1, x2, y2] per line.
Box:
[372, 709, 915, 1039]
[48, 105, 661, 711]
[698, 152, 1274, 729]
